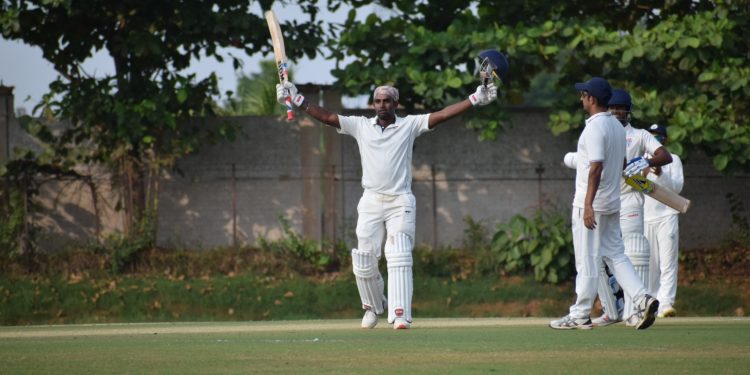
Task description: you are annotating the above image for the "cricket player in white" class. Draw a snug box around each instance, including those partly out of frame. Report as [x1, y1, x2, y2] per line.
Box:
[563, 89, 673, 326]
[594, 89, 673, 327]
[550, 77, 658, 330]
[276, 51, 506, 329]
[644, 124, 684, 318]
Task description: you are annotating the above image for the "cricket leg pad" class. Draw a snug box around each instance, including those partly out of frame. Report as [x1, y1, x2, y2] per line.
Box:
[623, 233, 650, 320]
[352, 248, 386, 315]
[596, 260, 620, 320]
[385, 233, 413, 323]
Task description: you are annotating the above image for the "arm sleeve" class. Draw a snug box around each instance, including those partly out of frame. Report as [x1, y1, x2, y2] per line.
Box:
[563, 152, 578, 169]
[582, 125, 605, 163]
[643, 130, 664, 155]
[336, 115, 360, 138]
[412, 114, 432, 137]
[653, 154, 684, 194]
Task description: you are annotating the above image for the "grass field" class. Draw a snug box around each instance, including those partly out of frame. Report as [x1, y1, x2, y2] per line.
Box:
[1, 317, 749, 374]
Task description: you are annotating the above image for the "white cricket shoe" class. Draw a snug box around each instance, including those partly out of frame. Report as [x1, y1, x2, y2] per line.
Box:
[361, 310, 379, 329]
[393, 317, 411, 330]
[658, 307, 676, 318]
[633, 294, 659, 330]
[624, 314, 638, 327]
[549, 315, 593, 330]
[591, 314, 621, 327]
[360, 297, 387, 329]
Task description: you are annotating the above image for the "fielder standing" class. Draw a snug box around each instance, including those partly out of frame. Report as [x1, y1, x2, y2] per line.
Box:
[550, 77, 658, 330]
[644, 124, 684, 318]
[276, 51, 507, 329]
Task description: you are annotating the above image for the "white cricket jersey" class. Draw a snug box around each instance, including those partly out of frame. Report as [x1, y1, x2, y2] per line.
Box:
[621, 124, 664, 195]
[645, 153, 684, 220]
[573, 112, 625, 213]
[337, 114, 432, 195]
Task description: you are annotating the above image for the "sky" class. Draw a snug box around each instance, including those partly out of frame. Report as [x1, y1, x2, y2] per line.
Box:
[0, 2, 379, 114]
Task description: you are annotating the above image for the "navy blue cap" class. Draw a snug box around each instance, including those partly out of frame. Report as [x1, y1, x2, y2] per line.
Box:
[648, 123, 667, 136]
[575, 77, 612, 105]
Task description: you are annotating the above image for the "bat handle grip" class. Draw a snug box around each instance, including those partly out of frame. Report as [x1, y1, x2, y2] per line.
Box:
[285, 96, 294, 121]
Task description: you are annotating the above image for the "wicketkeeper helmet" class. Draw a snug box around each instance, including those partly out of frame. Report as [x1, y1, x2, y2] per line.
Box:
[478, 49, 509, 83]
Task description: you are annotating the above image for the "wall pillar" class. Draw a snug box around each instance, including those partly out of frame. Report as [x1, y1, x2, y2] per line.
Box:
[0, 85, 13, 162]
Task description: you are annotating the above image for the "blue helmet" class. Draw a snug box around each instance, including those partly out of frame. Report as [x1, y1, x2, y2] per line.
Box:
[608, 89, 632, 111]
[478, 49, 509, 83]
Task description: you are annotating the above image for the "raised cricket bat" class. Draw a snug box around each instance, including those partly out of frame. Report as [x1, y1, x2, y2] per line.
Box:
[625, 174, 692, 213]
[264, 10, 294, 121]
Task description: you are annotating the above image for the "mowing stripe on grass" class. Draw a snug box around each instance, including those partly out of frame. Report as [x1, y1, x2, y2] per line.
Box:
[1, 317, 747, 338]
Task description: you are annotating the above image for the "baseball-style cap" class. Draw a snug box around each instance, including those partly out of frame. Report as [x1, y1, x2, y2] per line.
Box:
[575, 77, 612, 105]
[648, 123, 667, 136]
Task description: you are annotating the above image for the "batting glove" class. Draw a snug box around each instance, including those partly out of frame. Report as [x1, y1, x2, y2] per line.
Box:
[276, 82, 305, 107]
[623, 156, 650, 178]
[468, 83, 497, 106]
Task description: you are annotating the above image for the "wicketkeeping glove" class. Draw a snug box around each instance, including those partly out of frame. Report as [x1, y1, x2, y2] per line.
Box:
[623, 156, 650, 178]
[276, 82, 305, 107]
[468, 83, 497, 106]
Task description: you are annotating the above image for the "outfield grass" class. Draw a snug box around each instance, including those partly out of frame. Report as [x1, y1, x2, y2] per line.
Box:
[1, 318, 748, 374]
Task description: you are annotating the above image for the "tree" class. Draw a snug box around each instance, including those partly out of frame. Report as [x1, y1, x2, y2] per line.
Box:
[325, 0, 749, 173]
[222, 60, 292, 116]
[0, 0, 329, 251]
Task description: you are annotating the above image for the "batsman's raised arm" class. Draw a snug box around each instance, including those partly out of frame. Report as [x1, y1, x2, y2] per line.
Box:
[427, 83, 497, 129]
[276, 82, 340, 128]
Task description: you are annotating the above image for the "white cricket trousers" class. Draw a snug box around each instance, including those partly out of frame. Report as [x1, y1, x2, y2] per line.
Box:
[569, 207, 649, 319]
[355, 190, 416, 323]
[645, 214, 680, 310]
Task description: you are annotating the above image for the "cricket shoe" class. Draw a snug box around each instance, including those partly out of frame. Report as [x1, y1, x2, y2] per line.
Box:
[361, 310, 379, 329]
[591, 314, 621, 327]
[393, 317, 411, 330]
[624, 314, 638, 327]
[657, 307, 676, 318]
[549, 315, 593, 330]
[361, 297, 388, 329]
[633, 294, 659, 330]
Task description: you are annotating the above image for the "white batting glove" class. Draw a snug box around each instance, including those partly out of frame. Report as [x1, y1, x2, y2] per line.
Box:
[623, 156, 650, 177]
[276, 82, 305, 107]
[468, 83, 497, 106]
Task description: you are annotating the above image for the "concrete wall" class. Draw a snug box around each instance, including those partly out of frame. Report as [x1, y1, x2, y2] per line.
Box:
[1, 85, 748, 251]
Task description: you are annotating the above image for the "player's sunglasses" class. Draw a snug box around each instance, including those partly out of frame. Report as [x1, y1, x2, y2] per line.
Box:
[652, 134, 666, 143]
[579, 91, 590, 98]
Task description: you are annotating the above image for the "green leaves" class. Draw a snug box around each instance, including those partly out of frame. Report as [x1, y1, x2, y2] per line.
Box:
[326, 1, 749, 174]
[489, 208, 574, 284]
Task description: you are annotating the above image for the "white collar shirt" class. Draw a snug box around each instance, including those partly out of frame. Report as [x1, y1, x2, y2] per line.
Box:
[573, 111, 626, 213]
[337, 114, 432, 195]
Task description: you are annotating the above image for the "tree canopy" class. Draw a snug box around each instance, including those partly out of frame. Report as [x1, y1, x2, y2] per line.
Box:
[325, 0, 749, 173]
[0, 0, 330, 245]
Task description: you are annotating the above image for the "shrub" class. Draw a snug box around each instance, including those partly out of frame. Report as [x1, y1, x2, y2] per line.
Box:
[489, 208, 574, 284]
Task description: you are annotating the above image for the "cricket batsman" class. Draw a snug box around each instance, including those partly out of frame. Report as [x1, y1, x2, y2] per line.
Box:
[564, 88, 672, 326]
[551, 77, 658, 330]
[276, 50, 508, 329]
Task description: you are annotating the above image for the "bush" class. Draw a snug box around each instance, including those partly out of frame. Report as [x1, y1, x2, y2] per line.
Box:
[256, 216, 348, 273]
[488, 208, 574, 284]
